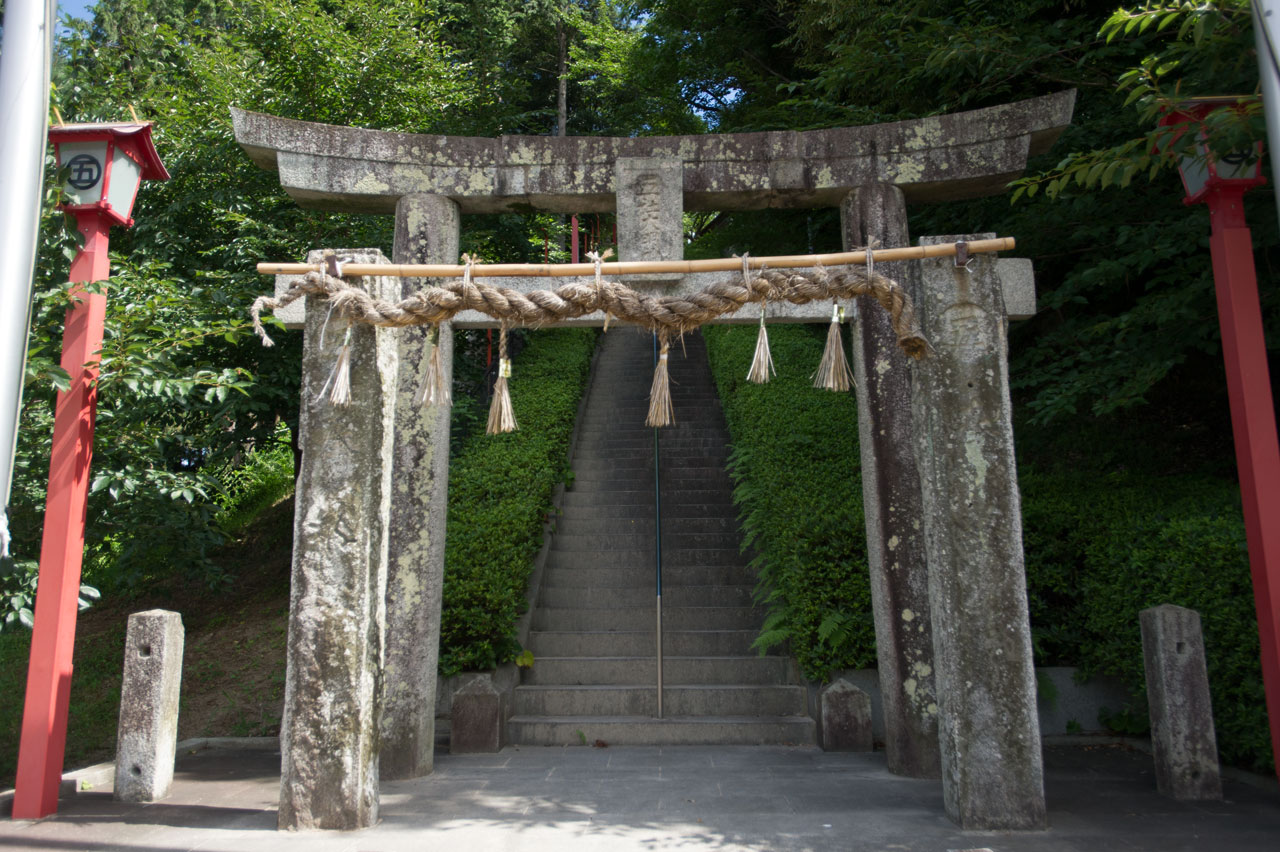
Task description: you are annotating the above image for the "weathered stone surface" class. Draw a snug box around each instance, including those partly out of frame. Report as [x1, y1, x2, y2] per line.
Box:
[616, 157, 683, 285]
[843, 186, 940, 779]
[911, 234, 1046, 830]
[114, 610, 183, 803]
[820, 679, 873, 752]
[231, 91, 1075, 214]
[1140, 604, 1223, 800]
[279, 250, 398, 831]
[451, 677, 504, 754]
[998, 257, 1036, 320]
[381, 196, 457, 781]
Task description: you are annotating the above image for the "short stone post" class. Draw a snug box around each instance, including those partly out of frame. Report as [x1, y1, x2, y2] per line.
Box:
[279, 250, 398, 831]
[114, 610, 183, 802]
[380, 195, 457, 780]
[911, 234, 1046, 830]
[1140, 604, 1223, 800]
[842, 186, 940, 779]
[820, 679, 874, 752]
[451, 678, 503, 754]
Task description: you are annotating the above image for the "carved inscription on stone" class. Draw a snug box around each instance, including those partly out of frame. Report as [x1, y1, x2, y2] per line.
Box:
[616, 157, 683, 285]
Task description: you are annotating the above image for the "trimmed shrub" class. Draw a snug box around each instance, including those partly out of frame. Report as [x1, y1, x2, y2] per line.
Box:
[706, 324, 1270, 771]
[704, 324, 875, 679]
[439, 328, 597, 675]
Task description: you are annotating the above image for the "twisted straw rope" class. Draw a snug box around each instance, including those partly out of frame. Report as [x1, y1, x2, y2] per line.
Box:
[252, 264, 929, 359]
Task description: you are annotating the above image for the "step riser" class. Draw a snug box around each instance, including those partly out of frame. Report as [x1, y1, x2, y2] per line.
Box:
[507, 717, 816, 747]
[552, 534, 743, 551]
[533, 607, 762, 631]
[553, 518, 740, 535]
[543, 551, 748, 570]
[522, 657, 795, 685]
[527, 630, 760, 656]
[541, 566, 756, 587]
[512, 685, 807, 716]
[538, 585, 754, 609]
[563, 493, 735, 507]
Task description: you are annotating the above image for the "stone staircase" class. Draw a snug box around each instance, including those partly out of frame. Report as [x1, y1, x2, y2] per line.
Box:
[508, 328, 816, 746]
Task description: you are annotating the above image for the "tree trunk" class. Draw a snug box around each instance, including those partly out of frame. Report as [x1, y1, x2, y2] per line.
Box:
[556, 11, 567, 137]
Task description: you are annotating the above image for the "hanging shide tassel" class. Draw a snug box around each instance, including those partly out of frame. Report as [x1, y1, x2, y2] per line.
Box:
[314, 306, 355, 406]
[742, 253, 775, 384]
[747, 309, 775, 384]
[487, 324, 518, 434]
[646, 332, 674, 428]
[813, 302, 853, 392]
[414, 323, 451, 407]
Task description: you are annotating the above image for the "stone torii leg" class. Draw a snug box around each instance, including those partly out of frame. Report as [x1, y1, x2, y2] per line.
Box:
[380, 194, 458, 779]
[841, 186, 941, 779]
[911, 234, 1046, 830]
[278, 251, 398, 830]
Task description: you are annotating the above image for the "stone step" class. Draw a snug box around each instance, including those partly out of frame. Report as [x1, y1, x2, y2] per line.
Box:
[541, 565, 757, 588]
[572, 456, 727, 471]
[551, 533, 743, 552]
[532, 606, 762, 631]
[553, 517, 740, 535]
[538, 584, 755, 609]
[563, 490, 734, 507]
[522, 655, 794, 686]
[511, 684, 807, 716]
[507, 715, 816, 747]
[527, 629, 761, 657]
[542, 550, 747, 571]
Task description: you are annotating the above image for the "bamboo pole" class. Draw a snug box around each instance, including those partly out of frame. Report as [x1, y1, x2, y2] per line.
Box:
[257, 237, 1015, 279]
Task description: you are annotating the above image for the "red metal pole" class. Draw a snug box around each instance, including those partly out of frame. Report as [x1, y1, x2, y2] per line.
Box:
[1205, 186, 1280, 778]
[571, 214, 580, 264]
[13, 211, 113, 819]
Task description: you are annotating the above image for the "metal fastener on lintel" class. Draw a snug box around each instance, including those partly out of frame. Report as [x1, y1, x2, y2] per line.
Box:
[954, 241, 970, 269]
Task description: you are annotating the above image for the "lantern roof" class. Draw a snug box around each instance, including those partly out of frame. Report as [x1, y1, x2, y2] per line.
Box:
[48, 122, 170, 182]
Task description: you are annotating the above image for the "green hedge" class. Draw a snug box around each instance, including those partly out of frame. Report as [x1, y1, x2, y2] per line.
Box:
[703, 324, 875, 679]
[438, 328, 597, 675]
[705, 323, 1271, 772]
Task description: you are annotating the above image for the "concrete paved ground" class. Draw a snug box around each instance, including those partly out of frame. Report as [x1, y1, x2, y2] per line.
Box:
[2, 743, 1277, 851]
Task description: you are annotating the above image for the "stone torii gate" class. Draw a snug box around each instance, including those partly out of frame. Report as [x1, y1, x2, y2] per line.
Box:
[232, 90, 1074, 832]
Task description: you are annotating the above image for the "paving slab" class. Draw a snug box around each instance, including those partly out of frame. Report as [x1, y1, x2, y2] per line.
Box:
[2, 743, 1277, 851]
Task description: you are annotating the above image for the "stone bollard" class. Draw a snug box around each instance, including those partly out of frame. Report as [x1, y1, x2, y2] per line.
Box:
[451, 678, 503, 754]
[911, 234, 1046, 830]
[114, 610, 184, 802]
[1140, 604, 1223, 800]
[820, 679, 874, 752]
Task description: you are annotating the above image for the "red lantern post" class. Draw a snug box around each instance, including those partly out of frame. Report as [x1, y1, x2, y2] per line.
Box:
[12, 122, 168, 819]
[1159, 98, 1280, 778]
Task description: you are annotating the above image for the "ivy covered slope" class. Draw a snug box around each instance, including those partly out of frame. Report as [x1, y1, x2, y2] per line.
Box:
[703, 324, 874, 679]
[439, 329, 597, 675]
[705, 323, 1270, 773]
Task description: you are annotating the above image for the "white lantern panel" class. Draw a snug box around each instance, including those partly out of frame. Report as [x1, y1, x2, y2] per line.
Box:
[107, 146, 142, 219]
[1178, 153, 1211, 199]
[58, 141, 109, 206]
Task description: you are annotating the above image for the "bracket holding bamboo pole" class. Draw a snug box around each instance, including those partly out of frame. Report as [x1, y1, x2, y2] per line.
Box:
[257, 237, 1016, 279]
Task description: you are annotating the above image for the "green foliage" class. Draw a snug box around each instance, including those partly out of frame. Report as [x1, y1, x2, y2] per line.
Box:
[214, 424, 296, 535]
[1020, 469, 1270, 772]
[703, 324, 874, 680]
[439, 329, 597, 675]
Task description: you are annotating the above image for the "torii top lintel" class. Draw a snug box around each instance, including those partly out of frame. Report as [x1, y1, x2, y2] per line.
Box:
[230, 91, 1075, 216]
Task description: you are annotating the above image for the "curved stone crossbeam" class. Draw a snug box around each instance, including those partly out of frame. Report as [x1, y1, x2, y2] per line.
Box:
[231, 91, 1075, 215]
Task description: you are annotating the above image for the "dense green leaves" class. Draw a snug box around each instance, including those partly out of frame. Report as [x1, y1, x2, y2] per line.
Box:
[704, 324, 875, 680]
[440, 329, 597, 675]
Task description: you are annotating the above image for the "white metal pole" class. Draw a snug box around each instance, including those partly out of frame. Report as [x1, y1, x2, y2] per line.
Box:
[0, 0, 57, 557]
[1255, 1, 1280, 225]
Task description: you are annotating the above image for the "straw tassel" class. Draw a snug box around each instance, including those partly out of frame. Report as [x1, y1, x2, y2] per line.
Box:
[487, 324, 518, 434]
[414, 323, 451, 407]
[646, 332, 674, 428]
[747, 310, 775, 384]
[327, 326, 354, 405]
[813, 302, 853, 392]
